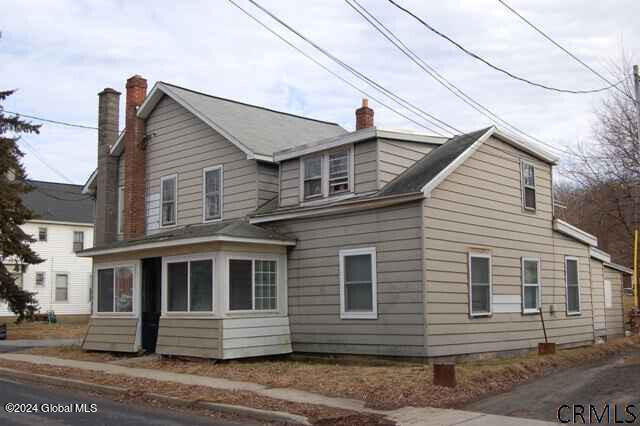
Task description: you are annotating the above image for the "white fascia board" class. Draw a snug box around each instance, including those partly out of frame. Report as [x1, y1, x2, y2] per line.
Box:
[78, 235, 296, 257]
[590, 247, 611, 263]
[421, 126, 496, 197]
[553, 219, 598, 247]
[81, 169, 97, 194]
[136, 82, 257, 161]
[603, 262, 633, 275]
[109, 131, 126, 156]
[493, 129, 559, 165]
[29, 219, 94, 227]
[273, 128, 446, 162]
[249, 192, 424, 224]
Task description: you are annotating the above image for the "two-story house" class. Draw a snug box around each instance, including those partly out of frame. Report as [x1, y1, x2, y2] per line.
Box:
[80, 75, 631, 359]
[1, 180, 95, 321]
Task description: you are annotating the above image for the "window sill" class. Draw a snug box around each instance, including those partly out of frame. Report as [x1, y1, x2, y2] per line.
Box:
[470, 312, 492, 318]
[92, 313, 137, 318]
[522, 309, 540, 315]
[203, 217, 223, 224]
[567, 311, 581, 316]
[162, 312, 220, 319]
[340, 312, 377, 320]
[226, 309, 281, 317]
[300, 192, 357, 207]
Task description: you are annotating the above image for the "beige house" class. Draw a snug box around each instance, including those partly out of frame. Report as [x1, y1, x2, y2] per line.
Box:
[81, 75, 631, 359]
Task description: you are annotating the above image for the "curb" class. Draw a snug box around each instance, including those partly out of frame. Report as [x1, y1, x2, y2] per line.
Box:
[0, 367, 310, 425]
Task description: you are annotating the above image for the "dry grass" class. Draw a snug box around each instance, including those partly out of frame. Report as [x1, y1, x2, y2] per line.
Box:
[4, 321, 87, 340]
[22, 346, 130, 363]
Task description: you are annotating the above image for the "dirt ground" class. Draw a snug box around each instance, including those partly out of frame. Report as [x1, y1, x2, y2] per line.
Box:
[4, 321, 88, 340]
[465, 351, 640, 423]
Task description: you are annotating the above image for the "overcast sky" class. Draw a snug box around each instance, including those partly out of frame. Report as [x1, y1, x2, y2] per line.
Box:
[2, 0, 639, 184]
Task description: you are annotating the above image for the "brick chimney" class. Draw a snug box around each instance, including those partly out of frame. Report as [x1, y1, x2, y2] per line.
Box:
[95, 88, 121, 246]
[355, 98, 374, 130]
[123, 75, 147, 240]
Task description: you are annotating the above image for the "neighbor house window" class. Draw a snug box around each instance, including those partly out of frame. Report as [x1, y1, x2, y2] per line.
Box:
[161, 175, 177, 226]
[203, 166, 223, 221]
[38, 227, 47, 241]
[469, 253, 492, 316]
[229, 258, 277, 311]
[565, 257, 580, 314]
[97, 265, 134, 313]
[166, 257, 214, 312]
[303, 155, 322, 199]
[73, 231, 84, 252]
[521, 161, 536, 210]
[522, 258, 541, 313]
[117, 186, 124, 234]
[55, 274, 68, 302]
[339, 247, 377, 319]
[328, 150, 349, 195]
[35, 272, 45, 287]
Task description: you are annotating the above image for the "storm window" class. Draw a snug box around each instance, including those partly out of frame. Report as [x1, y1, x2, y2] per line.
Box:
[522, 258, 541, 313]
[469, 253, 492, 316]
[339, 247, 377, 319]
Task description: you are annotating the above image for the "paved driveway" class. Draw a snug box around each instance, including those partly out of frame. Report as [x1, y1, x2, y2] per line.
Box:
[465, 352, 640, 423]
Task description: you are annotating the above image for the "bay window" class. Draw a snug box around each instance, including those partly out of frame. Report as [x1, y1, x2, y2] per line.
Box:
[339, 247, 377, 319]
[96, 265, 134, 313]
[229, 258, 278, 311]
[165, 256, 214, 313]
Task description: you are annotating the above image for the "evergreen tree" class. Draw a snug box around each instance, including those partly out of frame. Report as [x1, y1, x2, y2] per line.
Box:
[0, 89, 43, 322]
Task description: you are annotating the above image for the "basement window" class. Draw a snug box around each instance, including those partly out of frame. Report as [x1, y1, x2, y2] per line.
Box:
[566, 257, 580, 314]
[97, 265, 134, 313]
[522, 258, 541, 313]
[521, 160, 537, 211]
[339, 247, 377, 319]
[228, 258, 278, 311]
[160, 174, 177, 226]
[166, 256, 214, 313]
[469, 253, 492, 316]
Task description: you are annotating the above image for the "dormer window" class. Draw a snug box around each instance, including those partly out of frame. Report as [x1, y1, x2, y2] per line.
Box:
[301, 146, 353, 202]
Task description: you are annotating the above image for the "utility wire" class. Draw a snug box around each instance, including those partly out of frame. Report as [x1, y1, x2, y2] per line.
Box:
[496, 0, 636, 104]
[18, 138, 76, 184]
[231, 0, 460, 135]
[346, 0, 569, 156]
[386, 0, 620, 95]
[5, 110, 98, 130]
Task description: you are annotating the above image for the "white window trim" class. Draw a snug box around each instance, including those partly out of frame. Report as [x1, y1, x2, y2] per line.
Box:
[38, 227, 47, 242]
[93, 261, 139, 318]
[565, 256, 581, 316]
[226, 255, 280, 314]
[202, 165, 224, 223]
[54, 272, 69, 303]
[117, 186, 124, 235]
[73, 230, 84, 252]
[468, 252, 492, 317]
[520, 159, 537, 211]
[299, 145, 355, 204]
[35, 271, 46, 287]
[162, 253, 216, 316]
[521, 257, 541, 314]
[339, 247, 378, 320]
[160, 174, 178, 227]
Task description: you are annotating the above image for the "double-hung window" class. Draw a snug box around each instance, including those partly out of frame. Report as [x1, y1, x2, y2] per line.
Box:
[38, 227, 47, 242]
[203, 166, 223, 222]
[339, 247, 377, 319]
[328, 150, 349, 195]
[97, 265, 134, 313]
[229, 258, 277, 311]
[35, 272, 45, 287]
[166, 257, 214, 312]
[521, 161, 536, 210]
[55, 274, 68, 302]
[469, 253, 491, 316]
[565, 257, 580, 314]
[161, 175, 177, 226]
[522, 257, 541, 313]
[73, 231, 84, 252]
[303, 156, 322, 199]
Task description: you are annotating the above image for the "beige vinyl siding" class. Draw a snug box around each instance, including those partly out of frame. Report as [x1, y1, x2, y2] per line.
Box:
[604, 266, 625, 338]
[354, 140, 378, 193]
[590, 259, 606, 336]
[257, 161, 279, 207]
[279, 159, 300, 208]
[272, 202, 425, 356]
[83, 317, 138, 352]
[156, 318, 222, 358]
[378, 139, 435, 188]
[221, 316, 292, 359]
[144, 95, 258, 234]
[423, 135, 594, 357]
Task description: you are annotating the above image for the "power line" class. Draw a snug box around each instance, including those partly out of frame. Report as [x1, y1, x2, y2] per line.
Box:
[386, 0, 620, 95]
[18, 138, 76, 184]
[345, 0, 569, 156]
[496, 0, 635, 104]
[229, 0, 460, 135]
[4, 110, 98, 130]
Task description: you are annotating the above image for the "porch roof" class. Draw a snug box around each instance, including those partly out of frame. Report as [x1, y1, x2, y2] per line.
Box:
[78, 220, 296, 256]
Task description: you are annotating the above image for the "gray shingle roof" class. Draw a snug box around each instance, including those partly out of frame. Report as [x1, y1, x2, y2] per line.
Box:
[81, 220, 292, 254]
[160, 82, 348, 157]
[379, 127, 492, 196]
[24, 180, 95, 224]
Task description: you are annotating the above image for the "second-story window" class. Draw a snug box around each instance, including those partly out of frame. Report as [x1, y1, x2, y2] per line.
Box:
[521, 161, 536, 211]
[73, 231, 84, 252]
[329, 150, 349, 195]
[203, 166, 223, 221]
[38, 227, 47, 242]
[303, 155, 322, 199]
[161, 175, 177, 226]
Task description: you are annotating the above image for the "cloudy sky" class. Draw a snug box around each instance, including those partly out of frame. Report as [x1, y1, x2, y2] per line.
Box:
[2, 0, 639, 184]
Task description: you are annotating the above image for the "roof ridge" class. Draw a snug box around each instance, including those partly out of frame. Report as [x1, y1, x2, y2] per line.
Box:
[27, 179, 83, 188]
[159, 81, 342, 127]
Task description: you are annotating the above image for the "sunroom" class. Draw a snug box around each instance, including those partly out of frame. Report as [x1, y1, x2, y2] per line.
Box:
[78, 222, 295, 359]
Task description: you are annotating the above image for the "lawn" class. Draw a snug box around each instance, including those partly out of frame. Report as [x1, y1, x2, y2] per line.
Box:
[4, 321, 88, 340]
[24, 336, 640, 410]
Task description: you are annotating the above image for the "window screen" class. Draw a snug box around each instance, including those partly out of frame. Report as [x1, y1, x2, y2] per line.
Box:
[229, 259, 253, 310]
[97, 269, 114, 312]
[167, 262, 188, 312]
[470, 255, 491, 314]
[190, 260, 213, 311]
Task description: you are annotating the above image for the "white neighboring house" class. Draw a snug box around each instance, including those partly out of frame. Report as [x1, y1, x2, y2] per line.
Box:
[1, 180, 94, 319]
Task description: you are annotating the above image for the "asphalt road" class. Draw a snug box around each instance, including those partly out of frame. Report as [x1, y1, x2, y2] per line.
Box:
[465, 352, 640, 424]
[0, 377, 261, 426]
